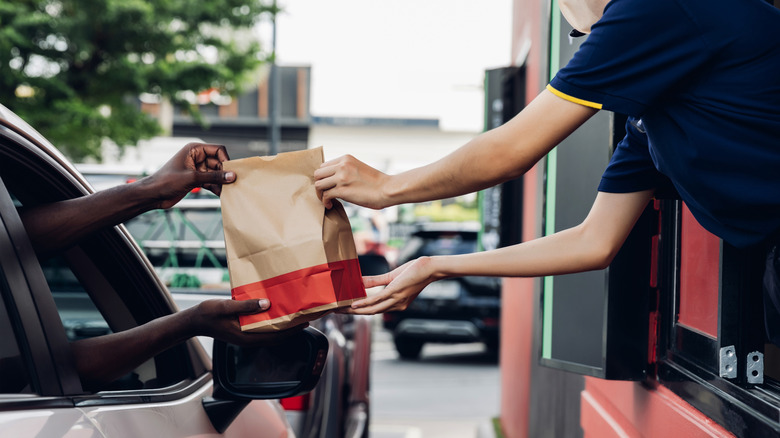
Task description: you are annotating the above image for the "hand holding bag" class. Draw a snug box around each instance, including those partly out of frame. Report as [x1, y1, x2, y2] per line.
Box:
[221, 147, 366, 332]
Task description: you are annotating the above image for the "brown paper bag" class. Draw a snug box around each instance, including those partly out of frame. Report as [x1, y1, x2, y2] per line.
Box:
[220, 147, 366, 332]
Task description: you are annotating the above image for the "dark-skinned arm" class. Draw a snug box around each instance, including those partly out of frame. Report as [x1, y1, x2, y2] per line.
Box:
[19, 142, 235, 257]
[70, 298, 306, 391]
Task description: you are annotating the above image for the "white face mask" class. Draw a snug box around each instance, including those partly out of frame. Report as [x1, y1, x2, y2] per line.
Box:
[558, 0, 608, 34]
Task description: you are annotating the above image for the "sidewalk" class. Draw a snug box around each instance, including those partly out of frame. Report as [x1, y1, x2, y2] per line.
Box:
[370, 418, 496, 438]
[370, 319, 500, 438]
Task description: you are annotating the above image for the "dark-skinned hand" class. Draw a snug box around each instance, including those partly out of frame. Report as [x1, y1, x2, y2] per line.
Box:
[142, 142, 236, 210]
[188, 298, 308, 347]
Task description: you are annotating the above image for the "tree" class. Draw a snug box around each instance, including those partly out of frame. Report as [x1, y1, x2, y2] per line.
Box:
[0, 0, 276, 161]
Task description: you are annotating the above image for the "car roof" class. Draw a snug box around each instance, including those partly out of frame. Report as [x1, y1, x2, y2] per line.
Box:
[0, 103, 94, 194]
[75, 163, 147, 176]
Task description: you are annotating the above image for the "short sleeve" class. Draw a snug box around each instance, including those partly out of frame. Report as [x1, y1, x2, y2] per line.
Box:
[550, 0, 714, 116]
[598, 118, 671, 194]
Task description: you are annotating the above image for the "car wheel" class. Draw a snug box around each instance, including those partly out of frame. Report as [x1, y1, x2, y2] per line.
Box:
[394, 337, 423, 360]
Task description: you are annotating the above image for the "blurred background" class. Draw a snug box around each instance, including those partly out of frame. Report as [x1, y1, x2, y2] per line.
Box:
[3, 1, 513, 437]
[13, 1, 759, 437]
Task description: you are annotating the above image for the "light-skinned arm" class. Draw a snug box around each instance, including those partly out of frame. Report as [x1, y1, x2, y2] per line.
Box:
[314, 89, 598, 209]
[346, 189, 654, 314]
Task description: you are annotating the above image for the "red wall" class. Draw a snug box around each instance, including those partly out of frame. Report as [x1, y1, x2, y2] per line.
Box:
[581, 378, 735, 437]
[500, 1, 732, 437]
[498, 1, 547, 437]
[678, 204, 720, 338]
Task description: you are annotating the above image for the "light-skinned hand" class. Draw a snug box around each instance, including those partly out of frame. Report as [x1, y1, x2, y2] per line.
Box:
[314, 154, 389, 210]
[344, 257, 439, 315]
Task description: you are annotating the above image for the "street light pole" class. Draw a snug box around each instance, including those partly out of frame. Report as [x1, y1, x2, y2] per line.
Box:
[268, 0, 280, 155]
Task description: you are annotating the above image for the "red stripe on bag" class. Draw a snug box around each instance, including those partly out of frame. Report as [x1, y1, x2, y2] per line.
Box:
[232, 258, 366, 327]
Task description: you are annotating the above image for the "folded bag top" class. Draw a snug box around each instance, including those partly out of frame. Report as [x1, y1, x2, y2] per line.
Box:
[221, 147, 366, 332]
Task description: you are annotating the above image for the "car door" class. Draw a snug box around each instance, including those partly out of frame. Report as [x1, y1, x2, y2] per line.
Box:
[0, 115, 292, 437]
[0, 172, 99, 436]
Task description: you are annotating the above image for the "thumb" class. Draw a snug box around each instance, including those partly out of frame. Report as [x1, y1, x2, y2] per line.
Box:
[229, 299, 271, 315]
[194, 170, 236, 187]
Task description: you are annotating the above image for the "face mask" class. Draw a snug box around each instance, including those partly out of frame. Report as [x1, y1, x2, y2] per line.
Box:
[558, 0, 606, 34]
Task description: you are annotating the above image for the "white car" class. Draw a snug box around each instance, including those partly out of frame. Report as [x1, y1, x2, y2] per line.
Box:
[0, 103, 328, 437]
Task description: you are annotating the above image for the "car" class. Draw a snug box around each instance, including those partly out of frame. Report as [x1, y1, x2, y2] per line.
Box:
[81, 168, 372, 438]
[0, 103, 329, 437]
[382, 222, 502, 359]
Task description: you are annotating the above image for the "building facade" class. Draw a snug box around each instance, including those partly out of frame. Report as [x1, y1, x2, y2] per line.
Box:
[498, 1, 780, 437]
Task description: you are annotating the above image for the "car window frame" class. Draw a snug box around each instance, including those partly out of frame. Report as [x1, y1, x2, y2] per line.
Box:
[0, 124, 210, 403]
[0, 171, 81, 398]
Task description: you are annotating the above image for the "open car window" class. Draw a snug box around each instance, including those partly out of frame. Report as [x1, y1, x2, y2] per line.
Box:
[0, 131, 200, 394]
[124, 199, 230, 292]
[0, 267, 33, 395]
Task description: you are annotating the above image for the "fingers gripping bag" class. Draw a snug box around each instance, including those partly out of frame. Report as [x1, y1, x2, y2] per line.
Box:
[220, 147, 366, 332]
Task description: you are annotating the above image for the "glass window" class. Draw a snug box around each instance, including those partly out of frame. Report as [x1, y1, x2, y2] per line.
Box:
[656, 199, 780, 434]
[0, 134, 196, 396]
[37, 244, 191, 392]
[5, 185, 191, 393]
[677, 205, 719, 338]
[0, 271, 32, 394]
[43, 255, 111, 342]
[124, 200, 229, 292]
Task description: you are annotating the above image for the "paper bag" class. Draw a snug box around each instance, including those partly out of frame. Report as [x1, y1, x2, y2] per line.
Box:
[220, 147, 366, 332]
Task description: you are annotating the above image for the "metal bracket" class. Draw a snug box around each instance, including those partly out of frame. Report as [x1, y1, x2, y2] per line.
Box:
[719, 346, 737, 379]
[747, 351, 764, 384]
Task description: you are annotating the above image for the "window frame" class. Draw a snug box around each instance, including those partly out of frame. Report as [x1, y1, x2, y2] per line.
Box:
[655, 199, 780, 436]
[0, 122, 210, 406]
[0, 134, 79, 398]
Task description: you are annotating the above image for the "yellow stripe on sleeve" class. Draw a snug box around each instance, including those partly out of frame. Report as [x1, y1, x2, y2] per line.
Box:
[546, 84, 603, 109]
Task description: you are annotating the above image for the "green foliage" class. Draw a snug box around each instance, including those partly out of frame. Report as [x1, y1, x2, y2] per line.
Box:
[412, 197, 480, 222]
[0, 0, 275, 161]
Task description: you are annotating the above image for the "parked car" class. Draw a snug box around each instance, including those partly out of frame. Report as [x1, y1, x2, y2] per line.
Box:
[81, 168, 372, 438]
[382, 222, 502, 359]
[345, 203, 395, 278]
[0, 104, 330, 436]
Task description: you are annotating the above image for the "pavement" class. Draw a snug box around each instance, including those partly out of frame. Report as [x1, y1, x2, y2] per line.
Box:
[369, 319, 500, 438]
[370, 418, 498, 438]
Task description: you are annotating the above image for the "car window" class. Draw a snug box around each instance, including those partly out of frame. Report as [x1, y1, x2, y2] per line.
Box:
[0, 270, 32, 394]
[43, 255, 111, 341]
[79, 170, 229, 292]
[124, 201, 229, 292]
[0, 145, 195, 393]
[40, 253, 172, 391]
[8, 184, 177, 391]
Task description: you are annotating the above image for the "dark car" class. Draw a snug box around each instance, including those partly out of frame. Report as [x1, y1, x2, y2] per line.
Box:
[0, 104, 335, 436]
[79, 173, 372, 438]
[382, 222, 502, 360]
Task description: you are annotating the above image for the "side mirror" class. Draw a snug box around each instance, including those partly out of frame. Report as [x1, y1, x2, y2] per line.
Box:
[204, 327, 329, 433]
[212, 326, 329, 400]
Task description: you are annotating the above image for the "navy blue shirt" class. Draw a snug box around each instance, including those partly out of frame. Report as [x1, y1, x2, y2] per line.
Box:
[549, 0, 780, 247]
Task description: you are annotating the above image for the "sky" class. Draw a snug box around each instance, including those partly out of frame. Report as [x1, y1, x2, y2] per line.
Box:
[264, 0, 514, 133]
